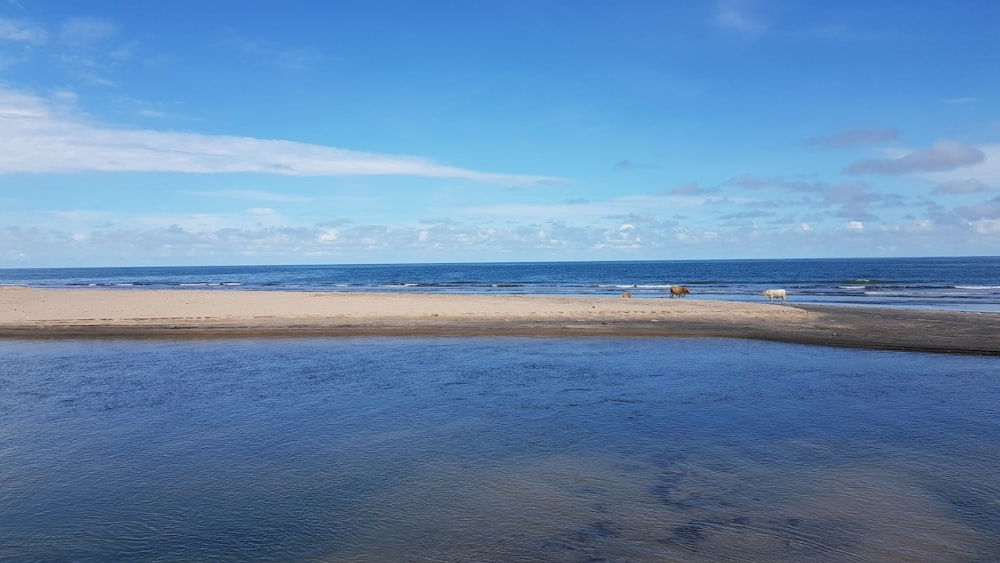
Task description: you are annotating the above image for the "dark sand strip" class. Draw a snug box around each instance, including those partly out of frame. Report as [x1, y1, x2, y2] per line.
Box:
[1, 300, 997, 355]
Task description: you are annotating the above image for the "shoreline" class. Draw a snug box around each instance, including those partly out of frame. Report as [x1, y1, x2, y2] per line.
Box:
[2, 287, 999, 355]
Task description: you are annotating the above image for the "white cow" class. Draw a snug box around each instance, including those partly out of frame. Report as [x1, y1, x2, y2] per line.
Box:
[761, 289, 787, 304]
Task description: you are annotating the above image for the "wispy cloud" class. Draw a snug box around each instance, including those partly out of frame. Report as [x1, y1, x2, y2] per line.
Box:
[720, 175, 892, 221]
[942, 97, 977, 105]
[714, 1, 767, 34]
[820, 182, 881, 220]
[956, 195, 1000, 221]
[59, 17, 117, 47]
[915, 143, 1000, 187]
[844, 140, 986, 175]
[50, 210, 115, 222]
[0, 17, 47, 45]
[461, 202, 605, 220]
[0, 89, 559, 186]
[807, 127, 900, 149]
[224, 35, 324, 72]
[189, 189, 314, 203]
[932, 179, 990, 195]
[723, 175, 763, 189]
[666, 182, 717, 196]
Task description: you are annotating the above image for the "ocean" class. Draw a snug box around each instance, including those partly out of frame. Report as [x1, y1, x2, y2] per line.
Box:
[2, 257, 999, 560]
[2, 255, 1000, 311]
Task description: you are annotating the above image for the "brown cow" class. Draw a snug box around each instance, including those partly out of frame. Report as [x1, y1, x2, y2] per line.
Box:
[669, 285, 690, 298]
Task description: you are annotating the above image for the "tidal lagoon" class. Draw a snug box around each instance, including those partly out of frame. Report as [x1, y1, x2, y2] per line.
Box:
[3, 337, 998, 561]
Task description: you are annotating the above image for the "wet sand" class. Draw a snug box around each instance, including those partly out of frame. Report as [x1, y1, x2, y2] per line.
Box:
[1, 287, 998, 355]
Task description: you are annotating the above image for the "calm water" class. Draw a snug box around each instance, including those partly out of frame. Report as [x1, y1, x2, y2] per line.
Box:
[2, 337, 999, 561]
[2, 256, 999, 311]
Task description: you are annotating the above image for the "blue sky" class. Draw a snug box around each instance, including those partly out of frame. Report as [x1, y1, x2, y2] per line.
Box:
[1, 0, 998, 266]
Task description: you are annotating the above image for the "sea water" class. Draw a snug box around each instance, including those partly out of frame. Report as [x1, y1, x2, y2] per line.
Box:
[2, 337, 998, 561]
[2, 256, 1000, 311]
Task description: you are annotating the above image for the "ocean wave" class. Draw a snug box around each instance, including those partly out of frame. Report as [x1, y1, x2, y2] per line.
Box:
[3, 258, 999, 312]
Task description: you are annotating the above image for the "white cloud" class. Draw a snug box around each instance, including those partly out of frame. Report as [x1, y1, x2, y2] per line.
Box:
[0, 89, 559, 186]
[318, 228, 338, 242]
[3, 210, 998, 267]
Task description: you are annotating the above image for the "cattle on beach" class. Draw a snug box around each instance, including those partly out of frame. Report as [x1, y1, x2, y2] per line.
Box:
[761, 289, 787, 304]
[669, 285, 690, 298]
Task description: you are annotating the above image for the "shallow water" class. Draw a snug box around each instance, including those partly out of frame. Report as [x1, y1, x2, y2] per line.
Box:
[4, 256, 1000, 311]
[2, 337, 998, 561]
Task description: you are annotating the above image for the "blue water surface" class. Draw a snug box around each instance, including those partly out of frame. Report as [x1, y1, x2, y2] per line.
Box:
[2, 337, 998, 561]
[2, 256, 999, 310]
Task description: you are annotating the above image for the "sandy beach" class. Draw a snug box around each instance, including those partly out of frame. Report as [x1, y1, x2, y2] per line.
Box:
[1, 286, 998, 355]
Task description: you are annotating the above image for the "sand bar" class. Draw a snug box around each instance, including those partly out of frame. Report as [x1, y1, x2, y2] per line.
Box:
[1, 287, 998, 355]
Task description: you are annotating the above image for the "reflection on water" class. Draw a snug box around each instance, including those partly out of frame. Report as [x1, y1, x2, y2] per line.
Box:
[1, 337, 998, 561]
